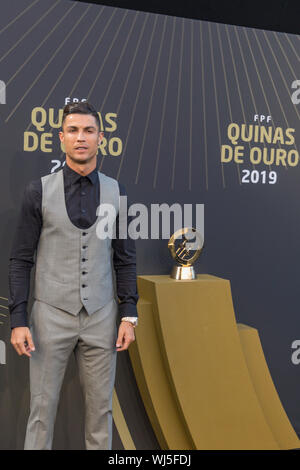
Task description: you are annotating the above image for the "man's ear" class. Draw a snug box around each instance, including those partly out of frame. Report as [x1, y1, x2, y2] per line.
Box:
[58, 130, 64, 142]
[98, 131, 104, 145]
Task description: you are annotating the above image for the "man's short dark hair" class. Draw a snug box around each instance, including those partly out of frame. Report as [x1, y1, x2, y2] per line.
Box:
[61, 101, 101, 131]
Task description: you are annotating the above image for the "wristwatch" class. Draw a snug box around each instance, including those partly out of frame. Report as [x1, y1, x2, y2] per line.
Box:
[121, 317, 138, 328]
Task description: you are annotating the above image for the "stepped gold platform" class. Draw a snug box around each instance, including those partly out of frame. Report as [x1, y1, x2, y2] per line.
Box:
[128, 274, 300, 450]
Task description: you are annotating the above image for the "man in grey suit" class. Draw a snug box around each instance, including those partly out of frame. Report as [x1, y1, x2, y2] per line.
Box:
[9, 101, 139, 450]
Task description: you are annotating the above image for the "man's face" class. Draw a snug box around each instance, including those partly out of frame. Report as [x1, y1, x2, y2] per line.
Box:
[59, 113, 103, 164]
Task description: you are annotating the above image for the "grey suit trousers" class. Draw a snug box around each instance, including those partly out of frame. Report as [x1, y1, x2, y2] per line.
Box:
[24, 298, 118, 450]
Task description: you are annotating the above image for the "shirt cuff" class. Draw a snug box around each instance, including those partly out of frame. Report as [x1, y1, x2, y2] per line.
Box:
[10, 312, 28, 329]
[117, 303, 138, 318]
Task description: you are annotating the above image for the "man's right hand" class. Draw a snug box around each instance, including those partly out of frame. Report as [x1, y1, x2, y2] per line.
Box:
[11, 327, 35, 357]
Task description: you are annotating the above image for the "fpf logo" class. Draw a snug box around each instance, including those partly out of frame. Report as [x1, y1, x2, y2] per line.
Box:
[0, 80, 6, 104]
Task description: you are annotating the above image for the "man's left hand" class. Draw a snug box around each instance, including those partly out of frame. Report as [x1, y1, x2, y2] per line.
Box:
[116, 321, 135, 351]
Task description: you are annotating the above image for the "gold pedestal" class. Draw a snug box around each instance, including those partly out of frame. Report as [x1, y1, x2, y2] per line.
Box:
[128, 274, 300, 450]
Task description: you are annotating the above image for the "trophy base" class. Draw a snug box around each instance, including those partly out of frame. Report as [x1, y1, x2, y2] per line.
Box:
[171, 265, 196, 280]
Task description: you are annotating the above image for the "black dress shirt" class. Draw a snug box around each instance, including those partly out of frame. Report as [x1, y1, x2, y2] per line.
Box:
[8, 162, 138, 329]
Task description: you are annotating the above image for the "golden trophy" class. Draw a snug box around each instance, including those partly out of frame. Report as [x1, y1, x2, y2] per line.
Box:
[168, 227, 203, 280]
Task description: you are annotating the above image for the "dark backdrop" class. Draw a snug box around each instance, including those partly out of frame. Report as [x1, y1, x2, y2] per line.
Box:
[0, 0, 299, 449]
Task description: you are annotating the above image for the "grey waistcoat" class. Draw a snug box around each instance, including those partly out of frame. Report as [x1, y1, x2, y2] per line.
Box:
[33, 167, 120, 316]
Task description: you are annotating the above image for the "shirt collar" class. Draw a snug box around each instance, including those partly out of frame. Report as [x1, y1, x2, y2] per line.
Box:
[63, 161, 98, 185]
